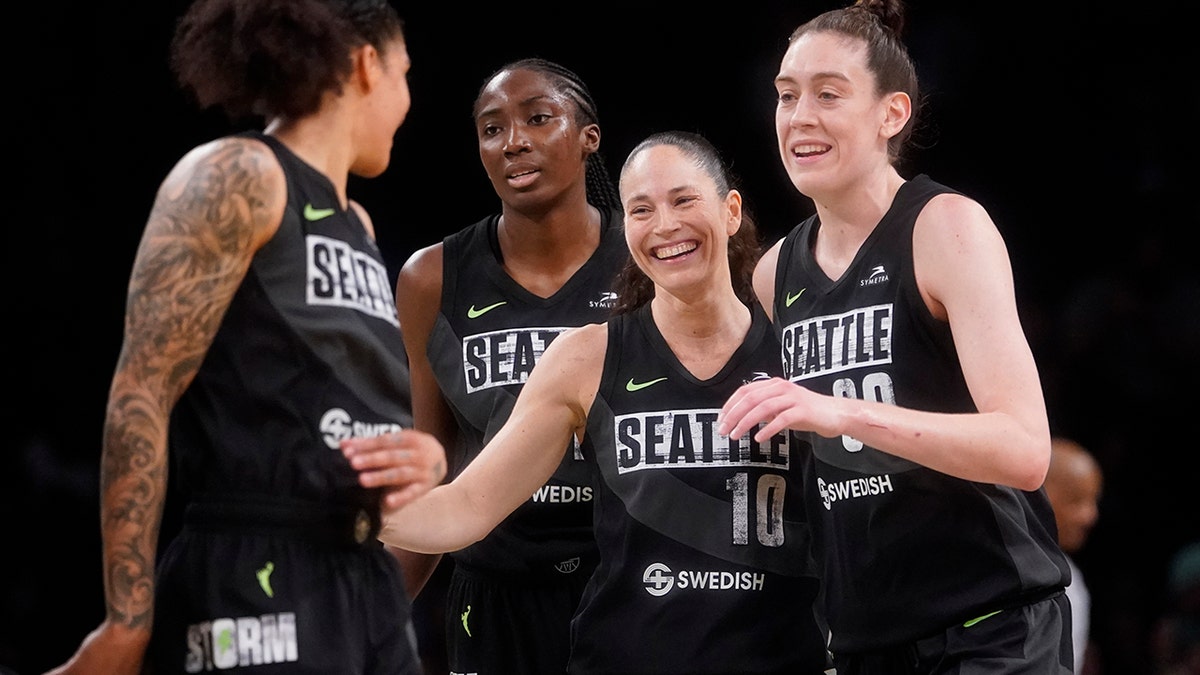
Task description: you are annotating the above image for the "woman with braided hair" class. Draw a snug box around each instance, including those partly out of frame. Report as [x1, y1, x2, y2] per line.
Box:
[388, 58, 626, 675]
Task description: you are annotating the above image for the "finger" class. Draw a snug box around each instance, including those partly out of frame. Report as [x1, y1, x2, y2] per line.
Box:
[754, 416, 789, 444]
[720, 392, 763, 438]
[360, 462, 416, 489]
[349, 449, 413, 473]
[725, 394, 783, 441]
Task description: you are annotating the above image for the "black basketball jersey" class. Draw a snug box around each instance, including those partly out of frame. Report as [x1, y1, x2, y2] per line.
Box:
[773, 174, 1069, 652]
[429, 211, 626, 574]
[570, 304, 828, 675]
[169, 132, 413, 513]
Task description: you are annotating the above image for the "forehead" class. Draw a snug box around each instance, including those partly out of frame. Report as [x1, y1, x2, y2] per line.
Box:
[476, 68, 566, 113]
[777, 31, 870, 83]
[621, 145, 712, 194]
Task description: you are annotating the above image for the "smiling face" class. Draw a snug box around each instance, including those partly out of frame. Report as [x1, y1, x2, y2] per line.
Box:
[619, 143, 741, 300]
[774, 31, 907, 200]
[474, 68, 599, 212]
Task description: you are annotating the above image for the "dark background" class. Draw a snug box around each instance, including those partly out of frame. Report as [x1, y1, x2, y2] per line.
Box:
[6, 2, 1197, 673]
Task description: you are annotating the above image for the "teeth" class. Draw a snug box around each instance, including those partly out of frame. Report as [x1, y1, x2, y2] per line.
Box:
[654, 242, 697, 259]
[793, 144, 826, 156]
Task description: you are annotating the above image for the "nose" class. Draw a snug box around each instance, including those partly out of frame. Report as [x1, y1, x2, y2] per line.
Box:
[786, 95, 817, 129]
[503, 124, 531, 155]
[651, 209, 682, 236]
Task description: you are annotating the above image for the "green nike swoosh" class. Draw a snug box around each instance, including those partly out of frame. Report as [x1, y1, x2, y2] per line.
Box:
[467, 301, 507, 319]
[626, 377, 668, 392]
[785, 288, 807, 307]
[963, 609, 1003, 628]
[304, 203, 336, 221]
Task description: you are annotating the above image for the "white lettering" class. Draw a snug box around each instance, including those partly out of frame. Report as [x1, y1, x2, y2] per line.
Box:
[184, 613, 299, 672]
[462, 327, 568, 393]
[817, 475, 896, 510]
[781, 303, 892, 381]
[614, 408, 792, 474]
[306, 235, 399, 326]
[531, 484, 594, 503]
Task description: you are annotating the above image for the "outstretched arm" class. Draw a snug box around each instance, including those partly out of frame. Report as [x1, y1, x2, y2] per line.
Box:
[344, 323, 605, 553]
[721, 194, 1050, 491]
[48, 137, 285, 675]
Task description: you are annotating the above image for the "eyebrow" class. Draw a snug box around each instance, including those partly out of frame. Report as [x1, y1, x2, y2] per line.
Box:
[623, 184, 705, 205]
[775, 70, 852, 86]
[476, 94, 554, 120]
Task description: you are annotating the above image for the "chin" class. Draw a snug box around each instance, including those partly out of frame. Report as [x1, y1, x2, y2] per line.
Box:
[788, 164, 839, 199]
[354, 155, 391, 179]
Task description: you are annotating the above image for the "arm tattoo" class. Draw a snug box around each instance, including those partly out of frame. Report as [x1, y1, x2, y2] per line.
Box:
[100, 140, 280, 627]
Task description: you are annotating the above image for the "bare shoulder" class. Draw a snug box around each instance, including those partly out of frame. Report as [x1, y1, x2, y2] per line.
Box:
[552, 321, 609, 356]
[397, 241, 445, 300]
[913, 191, 1008, 267]
[156, 135, 287, 247]
[531, 321, 609, 419]
[913, 190, 1014, 319]
[537, 323, 608, 384]
[916, 192, 998, 241]
[119, 136, 287, 400]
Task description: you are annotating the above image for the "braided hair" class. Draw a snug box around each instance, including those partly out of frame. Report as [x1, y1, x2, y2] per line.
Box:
[475, 58, 621, 212]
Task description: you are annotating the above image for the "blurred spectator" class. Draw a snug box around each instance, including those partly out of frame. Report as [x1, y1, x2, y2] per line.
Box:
[1044, 436, 1104, 674]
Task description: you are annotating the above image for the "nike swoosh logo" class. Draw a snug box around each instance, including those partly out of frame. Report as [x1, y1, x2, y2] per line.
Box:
[626, 377, 668, 392]
[785, 288, 807, 307]
[467, 301, 507, 319]
[304, 203, 336, 221]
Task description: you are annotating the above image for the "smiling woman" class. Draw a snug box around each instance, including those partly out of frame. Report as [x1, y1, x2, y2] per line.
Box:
[716, 1, 1075, 672]
[342, 129, 833, 675]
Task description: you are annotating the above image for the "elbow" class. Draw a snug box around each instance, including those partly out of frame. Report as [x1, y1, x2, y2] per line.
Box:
[1014, 437, 1052, 492]
[1014, 468, 1047, 493]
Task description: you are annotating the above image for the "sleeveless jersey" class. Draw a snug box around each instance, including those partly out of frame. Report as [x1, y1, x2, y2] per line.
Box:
[428, 211, 626, 574]
[570, 304, 829, 674]
[169, 131, 413, 514]
[773, 174, 1069, 652]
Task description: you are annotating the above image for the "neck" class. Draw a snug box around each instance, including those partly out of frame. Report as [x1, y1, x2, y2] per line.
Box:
[811, 165, 905, 237]
[495, 198, 602, 298]
[266, 115, 353, 207]
[651, 287, 751, 380]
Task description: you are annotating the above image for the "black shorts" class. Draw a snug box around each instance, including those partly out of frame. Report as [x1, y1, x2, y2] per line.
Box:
[443, 561, 594, 675]
[146, 499, 422, 675]
[833, 592, 1073, 675]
